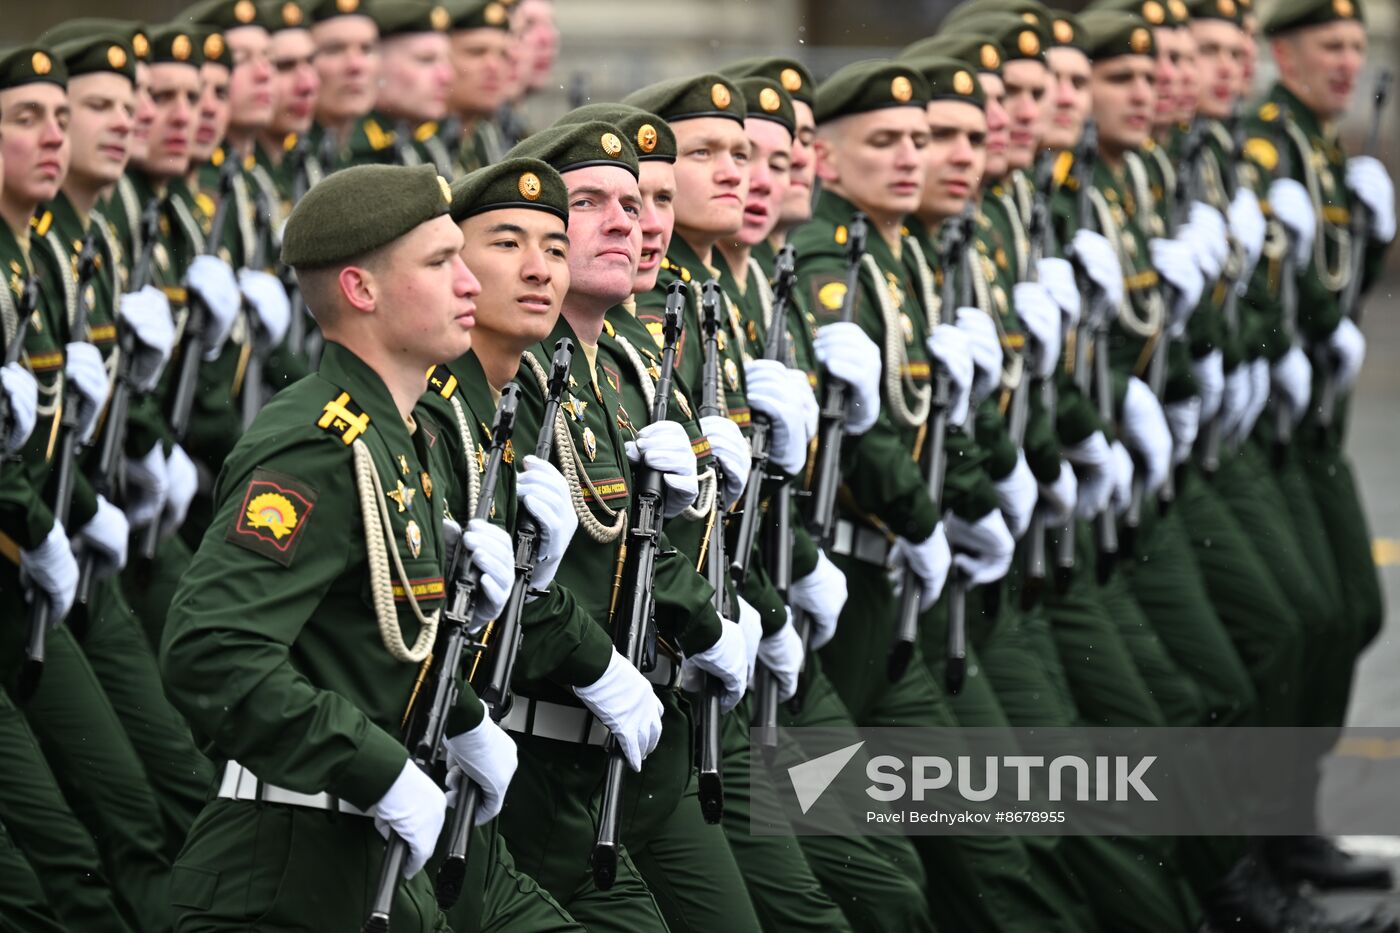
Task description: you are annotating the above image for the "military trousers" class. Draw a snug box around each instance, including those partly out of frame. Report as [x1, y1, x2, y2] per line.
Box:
[0, 820, 66, 933]
[123, 532, 194, 649]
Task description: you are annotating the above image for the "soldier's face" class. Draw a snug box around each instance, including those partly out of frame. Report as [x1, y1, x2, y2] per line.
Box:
[562, 164, 642, 307]
[1192, 20, 1245, 119]
[192, 64, 232, 163]
[738, 118, 792, 247]
[312, 15, 380, 123]
[447, 28, 511, 117]
[373, 215, 477, 363]
[1153, 28, 1182, 129]
[227, 25, 275, 131]
[635, 161, 676, 292]
[1045, 47, 1092, 151]
[1091, 57, 1156, 154]
[378, 33, 453, 123]
[1002, 59, 1048, 170]
[780, 99, 816, 228]
[920, 99, 986, 223]
[1272, 21, 1366, 121]
[131, 62, 157, 163]
[814, 108, 928, 225]
[1240, 15, 1259, 90]
[269, 28, 320, 135]
[0, 84, 70, 208]
[65, 73, 134, 191]
[672, 117, 751, 242]
[511, 0, 557, 94]
[140, 63, 200, 179]
[980, 73, 1012, 180]
[1174, 28, 1199, 124]
[459, 207, 569, 345]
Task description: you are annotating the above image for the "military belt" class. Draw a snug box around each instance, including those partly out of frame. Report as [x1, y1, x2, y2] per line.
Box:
[217, 761, 369, 816]
[831, 519, 893, 567]
[503, 657, 678, 745]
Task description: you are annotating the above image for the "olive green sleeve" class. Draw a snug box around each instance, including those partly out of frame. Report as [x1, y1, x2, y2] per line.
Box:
[0, 469, 54, 550]
[973, 398, 1019, 481]
[652, 539, 723, 654]
[790, 517, 819, 581]
[517, 583, 614, 688]
[942, 429, 1000, 521]
[740, 562, 787, 637]
[1023, 393, 1061, 485]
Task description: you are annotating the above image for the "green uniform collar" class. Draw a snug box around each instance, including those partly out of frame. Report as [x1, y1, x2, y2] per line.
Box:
[317, 340, 418, 455]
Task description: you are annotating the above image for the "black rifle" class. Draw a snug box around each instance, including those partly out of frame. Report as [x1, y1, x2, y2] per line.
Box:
[591, 287, 683, 890]
[240, 183, 275, 429]
[0, 283, 36, 454]
[1269, 102, 1301, 466]
[363, 385, 519, 933]
[696, 280, 729, 820]
[435, 342, 574, 909]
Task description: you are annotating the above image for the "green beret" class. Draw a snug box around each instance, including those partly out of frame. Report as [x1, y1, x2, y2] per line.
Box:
[506, 121, 640, 177]
[944, 12, 1050, 62]
[0, 46, 67, 92]
[191, 28, 233, 68]
[554, 103, 677, 163]
[622, 73, 746, 126]
[303, 0, 376, 23]
[450, 157, 567, 223]
[720, 56, 815, 108]
[179, 0, 279, 31]
[283, 163, 452, 267]
[1262, 0, 1361, 35]
[52, 34, 137, 83]
[945, 0, 1052, 33]
[735, 77, 795, 135]
[1049, 10, 1089, 50]
[144, 24, 206, 67]
[1088, 0, 1191, 27]
[39, 21, 149, 63]
[1184, 0, 1244, 25]
[813, 59, 928, 125]
[1079, 10, 1158, 59]
[370, 0, 452, 37]
[261, 0, 312, 31]
[900, 34, 1007, 75]
[902, 54, 987, 107]
[442, 0, 511, 31]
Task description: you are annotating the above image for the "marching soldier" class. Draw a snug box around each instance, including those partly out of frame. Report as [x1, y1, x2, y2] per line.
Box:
[255, 0, 326, 205]
[305, 0, 381, 171]
[442, 0, 513, 174]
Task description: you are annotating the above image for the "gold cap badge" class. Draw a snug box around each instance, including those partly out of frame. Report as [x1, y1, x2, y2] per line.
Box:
[1333, 0, 1354, 16]
[981, 44, 1001, 69]
[953, 70, 974, 96]
[133, 32, 150, 58]
[1219, 0, 1236, 15]
[31, 51, 52, 75]
[336, 0, 359, 11]
[204, 33, 225, 59]
[283, 2, 304, 26]
[172, 34, 193, 61]
[891, 75, 913, 102]
[235, 0, 257, 23]
[601, 132, 622, 156]
[1017, 29, 1040, 56]
[711, 82, 731, 108]
[431, 6, 450, 30]
[1130, 28, 1151, 53]
[1143, 0, 1165, 22]
[107, 45, 128, 69]
[1169, 0, 1188, 20]
[780, 67, 802, 92]
[636, 123, 657, 153]
[759, 87, 781, 112]
[518, 171, 541, 200]
[1054, 19, 1073, 43]
[437, 175, 452, 204]
[485, 2, 506, 24]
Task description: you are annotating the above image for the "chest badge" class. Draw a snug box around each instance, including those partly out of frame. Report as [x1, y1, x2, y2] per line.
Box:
[397, 454, 410, 475]
[582, 426, 598, 461]
[899, 312, 915, 344]
[564, 396, 588, 422]
[724, 357, 740, 391]
[420, 471, 433, 500]
[405, 520, 423, 558]
[387, 479, 416, 513]
[673, 388, 693, 420]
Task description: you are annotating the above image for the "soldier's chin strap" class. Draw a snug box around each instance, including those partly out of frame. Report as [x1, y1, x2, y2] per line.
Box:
[353, 438, 439, 663]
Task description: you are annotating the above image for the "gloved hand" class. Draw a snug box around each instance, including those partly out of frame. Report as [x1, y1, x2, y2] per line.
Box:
[1013, 281, 1062, 379]
[186, 255, 242, 360]
[1268, 178, 1316, 264]
[814, 321, 881, 435]
[993, 452, 1037, 539]
[517, 455, 577, 595]
[897, 522, 952, 611]
[925, 325, 974, 427]
[1234, 357, 1271, 447]
[954, 306, 1003, 406]
[681, 615, 749, 713]
[1120, 376, 1172, 494]
[1192, 350, 1225, 423]
[64, 342, 108, 444]
[368, 760, 446, 879]
[238, 268, 292, 352]
[1183, 201, 1230, 281]
[1109, 440, 1134, 516]
[700, 414, 751, 508]
[1218, 362, 1252, 445]
[1328, 318, 1366, 393]
[1165, 397, 1201, 466]
[757, 613, 803, 702]
[1345, 155, 1396, 243]
[788, 550, 847, 650]
[1149, 238, 1204, 332]
[77, 495, 130, 578]
[1271, 345, 1313, 427]
[1036, 257, 1081, 333]
[162, 443, 198, 536]
[734, 594, 763, 681]
[573, 649, 664, 772]
[1039, 460, 1079, 525]
[20, 521, 79, 622]
[787, 367, 820, 443]
[742, 359, 807, 476]
[462, 518, 514, 629]
[1071, 228, 1124, 314]
[944, 510, 1015, 585]
[1064, 431, 1113, 520]
[1228, 188, 1267, 278]
[442, 715, 518, 826]
[116, 286, 175, 392]
[1, 362, 37, 453]
[123, 443, 169, 529]
[624, 420, 699, 518]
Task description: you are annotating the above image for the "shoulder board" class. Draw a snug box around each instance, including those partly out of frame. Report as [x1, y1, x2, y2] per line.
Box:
[1053, 150, 1074, 188]
[1243, 136, 1279, 172]
[195, 191, 217, 219]
[30, 211, 53, 237]
[659, 256, 692, 282]
[414, 121, 439, 143]
[364, 119, 393, 151]
[426, 364, 457, 399]
[602, 319, 615, 338]
[283, 132, 299, 152]
[316, 390, 371, 445]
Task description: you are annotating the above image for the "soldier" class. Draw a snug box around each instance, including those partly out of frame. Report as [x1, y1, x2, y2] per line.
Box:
[306, 0, 381, 170]
[442, 0, 512, 174]
[253, 0, 325, 209]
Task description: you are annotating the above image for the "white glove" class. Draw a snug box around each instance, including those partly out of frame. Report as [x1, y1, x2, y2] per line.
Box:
[1271, 345, 1313, 427]
[1165, 397, 1201, 466]
[1327, 317, 1366, 393]
[573, 650, 663, 772]
[944, 510, 1015, 586]
[63, 342, 108, 444]
[1228, 188, 1267, 277]
[814, 321, 881, 435]
[1071, 228, 1124, 314]
[19, 521, 79, 622]
[954, 306, 1003, 406]
[1109, 440, 1135, 516]
[185, 255, 241, 360]
[743, 359, 808, 476]
[1039, 460, 1079, 525]
[993, 452, 1037, 539]
[1037, 257, 1081, 333]
[442, 714, 518, 827]
[623, 419, 699, 518]
[1219, 363, 1252, 445]
[700, 414, 751, 508]
[1120, 376, 1172, 494]
[1184, 201, 1230, 281]
[757, 614, 804, 702]
[1064, 432, 1113, 520]
[1149, 238, 1204, 332]
[517, 455, 577, 595]
[238, 268, 292, 352]
[1268, 178, 1316, 264]
[898, 522, 952, 611]
[77, 495, 130, 578]
[1, 362, 37, 453]
[1345, 155, 1396, 243]
[681, 615, 749, 713]
[787, 367, 820, 443]
[368, 760, 446, 879]
[1234, 357, 1271, 447]
[161, 443, 198, 536]
[462, 518, 514, 629]
[788, 550, 847, 650]
[123, 443, 169, 529]
[1014, 281, 1062, 379]
[926, 325, 975, 427]
[735, 594, 763, 681]
[1192, 350, 1225, 423]
[116, 286, 175, 392]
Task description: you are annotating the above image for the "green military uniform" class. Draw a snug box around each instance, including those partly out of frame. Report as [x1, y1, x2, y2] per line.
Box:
[441, 0, 512, 176]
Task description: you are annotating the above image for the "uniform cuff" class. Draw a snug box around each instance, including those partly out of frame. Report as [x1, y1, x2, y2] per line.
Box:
[326, 724, 410, 811]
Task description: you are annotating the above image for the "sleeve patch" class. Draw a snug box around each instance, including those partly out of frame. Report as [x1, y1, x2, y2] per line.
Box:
[225, 468, 319, 566]
[808, 275, 847, 318]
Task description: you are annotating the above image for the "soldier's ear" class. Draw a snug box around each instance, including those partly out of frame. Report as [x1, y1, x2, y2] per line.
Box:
[338, 264, 379, 314]
[812, 133, 841, 185]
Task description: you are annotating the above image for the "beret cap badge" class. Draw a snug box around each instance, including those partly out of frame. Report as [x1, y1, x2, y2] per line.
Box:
[780, 67, 802, 92]
[173, 34, 193, 60]
[759, 87, 781, 112]
[891, 75, 913, 101]
[711, 82, 731, 108]
[1054, 19, 1074, 42]
[1333, 0, 1353, 16]
[601, 132, 623, 156]
[519, 172, 542, 200]
[981, 44, 1001, 68]
[205, 33, 225, 59]
[235, 0, 257, 22]
[1017, 29, 1040, 55]
[1143, 0, 1166, 22]
[636, 123, 658, 153]
[953, 69, 975, 95]
[485, 2, 507, 24]
[107, 45, 128, 68]
[336, 0, 359, 11]
[431, 6, 450, 30]
[283, 2, 304, 26]
[31, 51, 52, 75]
[1130, 27, 1152, 52]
